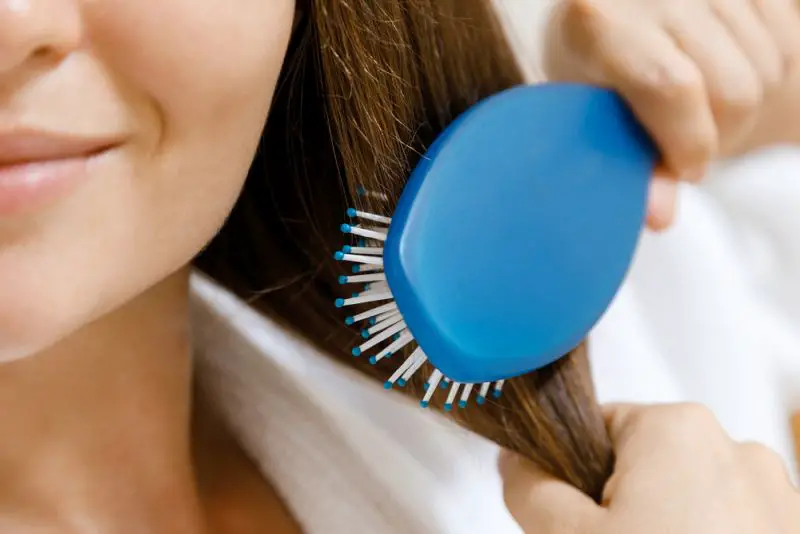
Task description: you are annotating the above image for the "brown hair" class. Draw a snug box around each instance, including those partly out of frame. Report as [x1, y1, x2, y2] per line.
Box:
[195, 0, 613, 501]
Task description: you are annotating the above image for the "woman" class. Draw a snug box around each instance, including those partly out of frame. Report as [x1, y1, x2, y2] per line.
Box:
[0, 1, 797, 533]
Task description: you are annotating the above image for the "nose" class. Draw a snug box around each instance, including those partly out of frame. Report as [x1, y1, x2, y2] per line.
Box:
[0, 0, 82, 76]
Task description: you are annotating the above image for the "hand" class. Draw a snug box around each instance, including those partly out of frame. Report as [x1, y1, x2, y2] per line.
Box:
[501, 403, 800, 533]
[542, 0, 800, 230]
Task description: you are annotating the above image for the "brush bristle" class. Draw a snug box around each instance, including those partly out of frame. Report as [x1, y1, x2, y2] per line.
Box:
[334, 199, 504, 409]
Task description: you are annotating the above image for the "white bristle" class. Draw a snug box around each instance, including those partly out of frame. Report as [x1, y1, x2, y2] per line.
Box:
[369, 332, 414, 365]
[350, 302, 397, 323]
[349, 209, 392, 225]
[336, 292, 392, 308]
[353, 264, 383, 273]
[386, 348, 425, 387]
[340, 273, 386, 284]
[493, 380, 505, 398]
[444, 382, 461, 411]
[341, 224, 387, 242]
[354, 320, 407, 355]
[402, 357, 426, 380]
[459, 384, 474, 408]
[337, 208, 506, 410]
[337, 253, 383, 266]
[346, 246, 383, 256]
[365, 314, 404, 336]
[400, 352, 428, 383]
[366, 281, 389, 291]
[478, 382, 491, 403]
[354, 225, 389, 234]
[374, 309, 400, 323]
[421, 370, 443, 407]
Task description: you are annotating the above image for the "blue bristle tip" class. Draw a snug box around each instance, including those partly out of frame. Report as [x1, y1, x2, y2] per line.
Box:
[334, 251, 344, 260]
[397, 379, 406, 387]
[458, 400, 467, 409]
[352, 292, 359, 298]
[444, 404, 453, 412]
[335, 298, 345, 308]
[343, 245, 352, 253]
[392, 334, 400, 341]
[352, 265, 360, 273]
[368, 318, 377, 326]
[344, 316, 354, 325]
[338, 275, 347, 284]
[369, 356, 377, 365]
[384, 381, 392, 389]
[340, 223, 352, 233]
[493, 390, 503, 399]
[420, 400, 429, 408]
[439, 381, 449, 390]
[358, 239, 366, 247]
[423, 383, 430, 391]
[351, 347, 361, 357]
[361, 330, 370, 339]
[347, 208, 357, 217]
[476, 396, 486, 405]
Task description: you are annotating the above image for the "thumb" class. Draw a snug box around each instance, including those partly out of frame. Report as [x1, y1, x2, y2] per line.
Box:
[499, 450, 604, 532]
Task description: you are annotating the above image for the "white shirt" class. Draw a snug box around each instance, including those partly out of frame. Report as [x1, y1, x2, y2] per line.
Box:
[189, 146, 800, 533]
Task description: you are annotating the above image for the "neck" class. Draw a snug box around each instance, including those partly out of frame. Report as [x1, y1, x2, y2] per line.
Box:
[0, 268, 205, 533]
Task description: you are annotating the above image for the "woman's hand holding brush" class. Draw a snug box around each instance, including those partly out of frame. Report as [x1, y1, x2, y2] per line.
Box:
[543, 0, 800, 230]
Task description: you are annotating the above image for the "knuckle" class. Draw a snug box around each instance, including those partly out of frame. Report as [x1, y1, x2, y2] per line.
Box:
[711, 81, 763, 117]
[760, 60, 785, 92]
[560, 0, 612, 41]
[681, 131, 716, 171]
[650, 67, 705, 102]
[739, 441, 788, 471]
[655, 402, 720, 432]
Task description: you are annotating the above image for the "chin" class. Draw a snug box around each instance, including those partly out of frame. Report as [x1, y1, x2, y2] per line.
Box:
[0, 285, 90, 364]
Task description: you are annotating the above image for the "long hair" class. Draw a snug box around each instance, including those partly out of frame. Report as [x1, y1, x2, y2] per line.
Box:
[195, 0, 613, 500]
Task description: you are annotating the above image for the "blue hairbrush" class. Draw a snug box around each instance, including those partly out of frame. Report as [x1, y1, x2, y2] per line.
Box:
[334, 83, 656, 409]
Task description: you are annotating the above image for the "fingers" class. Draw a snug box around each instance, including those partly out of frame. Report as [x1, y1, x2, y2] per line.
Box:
[602, 403, 731, 466]
[586, 17, 718, 176]
[500, 451, 603, 532]
[665, 7, 763, 155]
[752, 0, 800, 72]
[646, 176, 678, 231]
[713, 0, 783, 88]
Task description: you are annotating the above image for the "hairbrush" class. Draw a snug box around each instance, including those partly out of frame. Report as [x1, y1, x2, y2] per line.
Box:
[334, 83, 656, 409]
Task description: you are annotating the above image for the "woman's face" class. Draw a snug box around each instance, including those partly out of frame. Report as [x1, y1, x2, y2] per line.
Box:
[0, 0, 295, 360]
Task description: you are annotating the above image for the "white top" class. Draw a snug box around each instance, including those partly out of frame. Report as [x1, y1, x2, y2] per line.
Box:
[190, 146, 800, 534]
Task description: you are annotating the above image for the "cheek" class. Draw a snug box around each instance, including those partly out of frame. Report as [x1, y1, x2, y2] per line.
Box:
[88, 0, 296, 215]
[0, 0, 295, 358]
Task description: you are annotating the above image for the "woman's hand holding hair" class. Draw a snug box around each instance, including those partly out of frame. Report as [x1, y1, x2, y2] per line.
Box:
[501, 403, 800, 533]
[542, 0, 800, 230]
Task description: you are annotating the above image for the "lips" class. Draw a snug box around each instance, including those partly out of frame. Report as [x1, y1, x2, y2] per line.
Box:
[0, 129, 123, 216]
[0, 130, 120, 167]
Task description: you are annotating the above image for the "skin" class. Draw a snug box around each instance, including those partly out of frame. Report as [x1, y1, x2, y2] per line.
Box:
[502, 403, 800, 533]
[0, 0, 300, 532]
[543, 0, 800, 230]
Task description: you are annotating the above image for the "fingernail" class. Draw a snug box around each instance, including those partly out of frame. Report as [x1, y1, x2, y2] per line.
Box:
[647, 177, 678, 231]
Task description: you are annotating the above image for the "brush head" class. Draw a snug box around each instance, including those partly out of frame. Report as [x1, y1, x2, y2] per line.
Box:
[383, 83, 656, 384]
